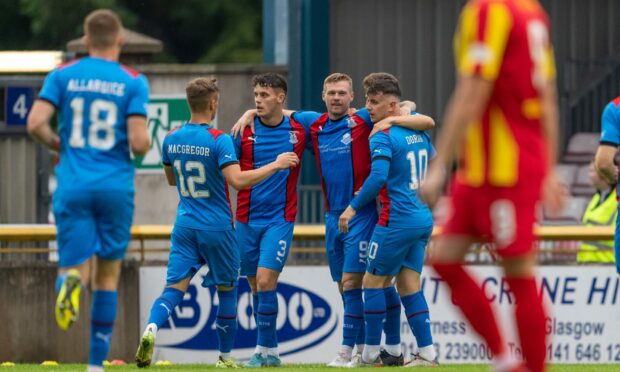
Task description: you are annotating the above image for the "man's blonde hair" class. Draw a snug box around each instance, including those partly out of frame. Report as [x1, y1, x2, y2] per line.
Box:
[323, 73, 353, 91]
[186, 77, 219, 113]
[84, 9, 123, 49]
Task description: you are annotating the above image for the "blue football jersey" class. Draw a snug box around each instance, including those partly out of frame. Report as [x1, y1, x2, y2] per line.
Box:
[234, 116, 309, 223]
[293, 108, 373, 212]
[600, 97, 620, 146]
[162, 123, 238, 231]
[38, 57, 149, 192]
[371, 127, 435, 228]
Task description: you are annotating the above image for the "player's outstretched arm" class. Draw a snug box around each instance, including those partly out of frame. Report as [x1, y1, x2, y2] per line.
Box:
[222, 152, 299, 190]
[540, 79, 567, 215]
[231, 109, 298, 138]
[420, 75, 492, 208]
[128, 116, 150, 155]
[370, 113, 435, 137]
[339, 158, 389, 233]
[26, 100, 60, 151]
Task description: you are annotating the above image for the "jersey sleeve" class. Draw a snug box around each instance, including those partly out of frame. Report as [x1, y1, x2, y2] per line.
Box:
[291, 111, 321, 130]
[291, 111, 320, 153]
[38, 69, 62, 107]
[233, 131, 242, 158]
[354, 108, 373, 129]
[370, 131, 393, 161]
[454, 1, 513, 81]
[350, 158, 390, 211]
[216, 134, 240, 169]
[127, 74, 150, 117]
[600, 103, 620, 147]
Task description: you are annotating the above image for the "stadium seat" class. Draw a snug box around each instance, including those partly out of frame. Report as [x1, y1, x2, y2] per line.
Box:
[562, 132, 599, 164]
[542, 196, 589, 225]
[555, 163, 578, 187]
[571, 164, 596, 197]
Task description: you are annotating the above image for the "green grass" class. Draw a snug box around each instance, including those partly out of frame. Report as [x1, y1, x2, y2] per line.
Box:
[1, 364, 618, 371]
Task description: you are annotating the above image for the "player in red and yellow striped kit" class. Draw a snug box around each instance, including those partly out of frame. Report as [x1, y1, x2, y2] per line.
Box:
[422, 1, 566, 371]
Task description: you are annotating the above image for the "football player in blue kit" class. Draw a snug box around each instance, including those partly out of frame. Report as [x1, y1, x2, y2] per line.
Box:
[233, 73, 309, 367]
[27, 9, 151, 372]
[232, 72, 434, 367]
[339, 73, 438, 367]
[135, 77, 299, 368]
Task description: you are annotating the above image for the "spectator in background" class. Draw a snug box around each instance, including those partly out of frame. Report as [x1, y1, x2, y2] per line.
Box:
[594, 96, 620, 274]
[578, 161, 618, 264]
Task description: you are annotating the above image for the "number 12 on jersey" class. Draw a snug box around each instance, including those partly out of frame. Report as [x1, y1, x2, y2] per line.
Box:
[407, 149, 428, 190]
[173, 160, 211, 199]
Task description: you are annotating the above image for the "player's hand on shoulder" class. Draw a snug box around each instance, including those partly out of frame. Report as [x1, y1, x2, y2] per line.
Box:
[273, 152, 300, 170]
[231, 109, 257, 138]
[399, 100, 416, 114]
[369, 117, 393, 138]
[347, 107, 358, 116]
[542, 171, 568, 217]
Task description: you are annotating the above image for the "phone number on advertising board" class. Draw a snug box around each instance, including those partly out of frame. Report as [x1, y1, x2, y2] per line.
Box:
[400, 342, 620, 362]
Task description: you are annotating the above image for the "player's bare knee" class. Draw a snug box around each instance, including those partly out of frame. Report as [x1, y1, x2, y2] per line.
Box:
[362, 272, 384, 289]
[217, 285, 236, 292]
[256, 275, 277, 291]
[396, 271, 421, 296]
[92, 259, 121, 290]
[341, 272, 363, 291]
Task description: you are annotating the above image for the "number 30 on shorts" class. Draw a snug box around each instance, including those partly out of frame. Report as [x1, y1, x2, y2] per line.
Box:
[367, 241, 379, 260]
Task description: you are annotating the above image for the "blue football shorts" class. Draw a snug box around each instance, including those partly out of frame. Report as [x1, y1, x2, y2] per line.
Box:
[236, 220, 294, 277]
[325, 207, 377, 282]
[53, 190, 134, 268]
[166, 225, 239, 288]
[366, 224, 433, 276]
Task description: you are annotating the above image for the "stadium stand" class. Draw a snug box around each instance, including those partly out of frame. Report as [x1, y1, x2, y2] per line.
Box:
[562, 132, 600, 164]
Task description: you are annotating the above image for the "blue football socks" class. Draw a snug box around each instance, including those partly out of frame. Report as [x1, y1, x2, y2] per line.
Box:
[342, 289, 364, 348]
[89, 290, 117, 366]
[147, 287, 184, 329]
[216, 288, 238, 354]
[257, 290, 278, 348]
[401, 291, 433, 348]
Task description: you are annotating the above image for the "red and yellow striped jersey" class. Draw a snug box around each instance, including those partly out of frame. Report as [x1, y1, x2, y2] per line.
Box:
[454, 0, 555, 189]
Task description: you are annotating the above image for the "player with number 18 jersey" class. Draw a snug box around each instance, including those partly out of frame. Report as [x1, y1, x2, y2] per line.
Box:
[39, 56, 149, 267]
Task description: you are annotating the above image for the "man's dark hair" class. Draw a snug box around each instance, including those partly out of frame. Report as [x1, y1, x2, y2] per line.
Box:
[363, 72, 402, 98]
[252, 73, 288, 93]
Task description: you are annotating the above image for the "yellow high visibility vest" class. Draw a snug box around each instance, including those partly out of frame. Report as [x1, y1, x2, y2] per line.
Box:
[578, 189, 617, 263]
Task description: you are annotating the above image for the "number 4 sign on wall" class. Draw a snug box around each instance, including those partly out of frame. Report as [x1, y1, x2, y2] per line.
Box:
[5, 87, 35, 126]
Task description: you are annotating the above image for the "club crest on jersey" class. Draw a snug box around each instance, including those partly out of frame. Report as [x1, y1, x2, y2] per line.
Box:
[346, 118, 357, 128]
[289, 131, 299, 144]
[341, 133, 352, 145]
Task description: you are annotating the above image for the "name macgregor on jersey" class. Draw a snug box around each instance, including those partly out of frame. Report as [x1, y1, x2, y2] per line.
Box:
[67, 78, 126, 96]
[167, 144, 211, 156]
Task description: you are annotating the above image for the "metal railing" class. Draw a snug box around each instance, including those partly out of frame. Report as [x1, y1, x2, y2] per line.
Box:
[0, 224, 615, 265]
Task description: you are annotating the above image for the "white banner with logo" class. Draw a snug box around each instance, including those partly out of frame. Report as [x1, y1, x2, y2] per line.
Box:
[139, 265, 620, 364]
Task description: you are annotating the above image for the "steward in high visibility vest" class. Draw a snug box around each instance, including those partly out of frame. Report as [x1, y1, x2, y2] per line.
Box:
[578, 166, 617, 263]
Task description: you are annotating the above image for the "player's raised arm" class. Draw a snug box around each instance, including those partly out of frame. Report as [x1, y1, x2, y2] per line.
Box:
[231, 109, 257, 138]
[27, 100, 60, 151]
[369, 113, 435, 137]
[222, 152, 299, 190]
[339, 132, 391, 233]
